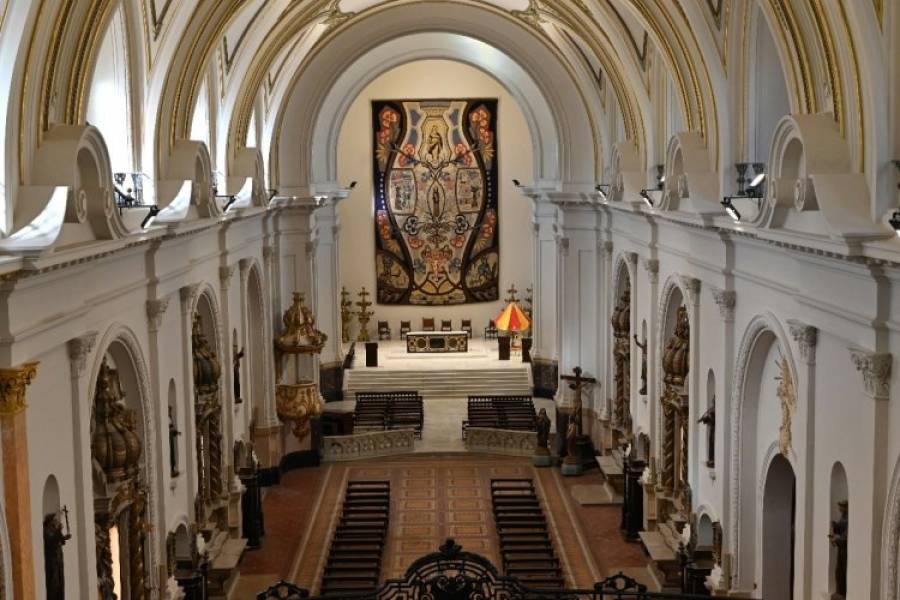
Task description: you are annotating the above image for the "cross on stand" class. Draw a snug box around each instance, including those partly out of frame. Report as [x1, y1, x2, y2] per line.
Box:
[559, 366, 597, 476]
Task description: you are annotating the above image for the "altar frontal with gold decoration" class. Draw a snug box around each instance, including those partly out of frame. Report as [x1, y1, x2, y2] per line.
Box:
[372, 98, 499, 305]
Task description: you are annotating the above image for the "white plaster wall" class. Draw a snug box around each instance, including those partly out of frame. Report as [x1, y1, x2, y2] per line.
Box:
[336, 59, 534, 333]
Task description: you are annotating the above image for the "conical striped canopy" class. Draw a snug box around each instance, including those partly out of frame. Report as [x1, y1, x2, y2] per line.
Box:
[495, 301, 530, 332]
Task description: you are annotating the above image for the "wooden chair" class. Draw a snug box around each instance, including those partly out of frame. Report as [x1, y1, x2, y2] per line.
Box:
[484, 319, 498, 339]
[400, 320, 411, 338]
[461, 319, 473, 338]
[422, 317, 435, 332]
[377, 321, 391, 340]
[441, 319, 453, 332]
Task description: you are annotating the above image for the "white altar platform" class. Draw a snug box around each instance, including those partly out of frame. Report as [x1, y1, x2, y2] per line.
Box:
[349, 338, 522, 370]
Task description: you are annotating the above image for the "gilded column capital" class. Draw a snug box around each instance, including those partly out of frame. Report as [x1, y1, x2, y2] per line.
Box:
[787, 319, 818, 365]
[0, 363, 39, 415]
[848, 346, 891, 400]
[147, 297, 171, 332]
[67, 332, 98, 378]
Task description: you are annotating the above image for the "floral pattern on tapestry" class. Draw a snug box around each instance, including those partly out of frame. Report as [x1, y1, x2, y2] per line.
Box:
[372, 99, 499, 305]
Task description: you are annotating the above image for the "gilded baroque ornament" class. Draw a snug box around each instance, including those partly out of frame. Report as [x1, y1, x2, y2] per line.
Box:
[275, 383, 322, 442]
[0, 362, 39, 415]
[775, 353, 796, 457]
[275, 292, 327, 358]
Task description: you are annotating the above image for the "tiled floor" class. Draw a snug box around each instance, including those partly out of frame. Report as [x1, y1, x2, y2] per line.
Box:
[233, 454, 653, 597]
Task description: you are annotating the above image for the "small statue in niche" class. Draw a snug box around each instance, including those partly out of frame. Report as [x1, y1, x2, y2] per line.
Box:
[698, 403, 716, 467]
[535, 408, 551, 455]
[43, 510, 70, 599]
[233, 341, 245, 405]
[633, 333, 647, 395]
[829, 499, 848, 599]
[168, 405, 181, 477]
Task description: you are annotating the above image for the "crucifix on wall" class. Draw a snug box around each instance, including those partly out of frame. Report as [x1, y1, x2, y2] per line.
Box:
[560, 366, 597, 437]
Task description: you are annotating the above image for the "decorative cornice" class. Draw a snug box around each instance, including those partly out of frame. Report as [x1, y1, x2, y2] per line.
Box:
[147, 297, 171, 332]
[641, 258, 659, 283]
[67, 332, 98, 378]
[678, 275, 701, 308]
[787, 319, 818, 365]
[848, 346, 891, 399]
[0, 362, 39, 416]
[710, 287, 736, 321]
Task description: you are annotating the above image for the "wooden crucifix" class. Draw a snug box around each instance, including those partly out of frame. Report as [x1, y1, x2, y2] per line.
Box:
[561, 366, 597, 437]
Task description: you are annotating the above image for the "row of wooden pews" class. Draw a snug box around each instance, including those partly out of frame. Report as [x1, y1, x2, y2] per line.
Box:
[353, 391, 424, 438]
[319, 480, 391, 595]
[490, 478, 565, 588]
[462, 395, 537, 438]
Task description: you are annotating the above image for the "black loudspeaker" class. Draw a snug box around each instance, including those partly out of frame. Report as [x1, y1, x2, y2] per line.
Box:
[522, 338, 532, 363]
[498, 336, 511, 360]
[365, 342, 378, 367]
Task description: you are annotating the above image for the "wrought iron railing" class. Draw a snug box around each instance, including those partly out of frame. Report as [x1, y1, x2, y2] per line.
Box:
[257, 538, 725, 600]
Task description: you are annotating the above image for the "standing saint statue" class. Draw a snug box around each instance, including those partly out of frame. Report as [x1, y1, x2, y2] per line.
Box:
[43, 512, 68, 599]
[233, 341, 245, 404]
[633, 334, 647, 395]
[168, 405, 181, 477]
[829, 500, 848, 599]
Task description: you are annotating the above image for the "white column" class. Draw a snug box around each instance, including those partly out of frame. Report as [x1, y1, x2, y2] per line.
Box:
[311, 192, 349, 366]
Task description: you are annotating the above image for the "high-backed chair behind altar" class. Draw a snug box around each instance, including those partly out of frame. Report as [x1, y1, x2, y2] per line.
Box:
[377, 321, 391, 340]
[484, 319, 498, 339]
[461, 319, 473, 338]
[400, 320, 411, 338]
[422, 317, 435, 332]
[441, 319, 453, 332]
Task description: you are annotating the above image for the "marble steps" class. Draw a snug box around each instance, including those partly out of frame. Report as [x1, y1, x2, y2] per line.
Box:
[346, 368, 532, 400]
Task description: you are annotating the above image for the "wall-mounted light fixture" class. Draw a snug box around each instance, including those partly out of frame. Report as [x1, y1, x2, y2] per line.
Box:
[893, 160, 900, 189]
[349, 181, 358, 189]
[722, 162, 766, 223]
[512, 179, 521, 188]
[654, 164, 665, 189]
[639, 189, 654, 208]
[140, 205, 160, 229]
[889, 210, 900, 234]
[721, 197, 741, 222]
[595, 183, 610, 200]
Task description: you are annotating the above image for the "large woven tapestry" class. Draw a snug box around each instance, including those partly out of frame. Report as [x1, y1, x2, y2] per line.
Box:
[372, 99, 499, 305]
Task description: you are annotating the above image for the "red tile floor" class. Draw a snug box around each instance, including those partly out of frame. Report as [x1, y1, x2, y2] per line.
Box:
[232, 454, 652, 597]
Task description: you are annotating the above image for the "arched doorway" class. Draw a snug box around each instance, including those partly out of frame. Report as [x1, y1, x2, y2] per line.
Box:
[762, 454, 796, 600]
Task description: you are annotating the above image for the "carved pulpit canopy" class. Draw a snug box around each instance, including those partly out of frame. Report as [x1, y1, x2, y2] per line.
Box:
[91, 359, 142, 484]
[662, 305, 690, 387]
[611, 285, 631, 339]
[275, 292, 327, 355]
[192, 314, 221, 391]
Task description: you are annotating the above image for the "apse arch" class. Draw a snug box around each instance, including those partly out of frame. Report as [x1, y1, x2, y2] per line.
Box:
[271, 4, 601, 194]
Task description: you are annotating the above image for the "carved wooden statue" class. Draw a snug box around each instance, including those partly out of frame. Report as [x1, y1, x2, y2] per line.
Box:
[698, 404, 715, 467]
[633, 333, 647, 395]
[233, 341, 245, 404]
[43, 513, 68, 599]
[169, 405, 181, 477]
[535, 408, 551, 454]
[565, 420, 578, 461]
[830, 500, 848, 599]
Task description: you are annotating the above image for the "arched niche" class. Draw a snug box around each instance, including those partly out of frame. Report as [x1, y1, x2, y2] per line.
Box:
[272, 11, 599, 194]
[703, 368, 716, 468]
[882, 453, 900, 600]
[167, 378, 180, 479]
[728, 313, 798, 593]
[761, 453, 797, 600]
[828, 462, 849, 598]
[610, 257, 633, 439]
[88, 331, 158, 600]
[41, 475, 66, 600]
[246, 265, 268, 424]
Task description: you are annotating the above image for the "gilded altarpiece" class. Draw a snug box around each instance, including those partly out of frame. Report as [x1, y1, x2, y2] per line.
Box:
[611, 283, 632, 440]
[372, 99, 500, 305]
[660, 306, 690, 509]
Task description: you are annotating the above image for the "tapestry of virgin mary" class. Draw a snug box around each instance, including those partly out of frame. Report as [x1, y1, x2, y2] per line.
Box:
[372, 99, 500, 305]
